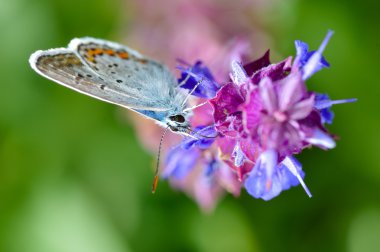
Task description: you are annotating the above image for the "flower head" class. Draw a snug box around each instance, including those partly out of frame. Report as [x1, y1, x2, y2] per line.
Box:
[159, 31, 356, 209]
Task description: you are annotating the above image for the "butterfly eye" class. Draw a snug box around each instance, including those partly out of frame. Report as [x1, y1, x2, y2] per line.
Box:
[169, 115, 185, 123]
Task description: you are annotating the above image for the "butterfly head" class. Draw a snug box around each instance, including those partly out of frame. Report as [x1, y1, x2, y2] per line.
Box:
[166, 113, 191, 134]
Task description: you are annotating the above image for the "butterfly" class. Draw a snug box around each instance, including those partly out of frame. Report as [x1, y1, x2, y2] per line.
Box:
[29, 37, 196, 135]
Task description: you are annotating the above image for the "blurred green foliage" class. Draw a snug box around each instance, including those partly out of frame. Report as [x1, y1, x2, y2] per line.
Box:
[0, 0, 379, 251]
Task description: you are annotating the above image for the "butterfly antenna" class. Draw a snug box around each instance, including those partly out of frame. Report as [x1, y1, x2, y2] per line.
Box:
[181, 78, 204, 108]
[152, 126, 170, 193]
[183, 100, 209, 113]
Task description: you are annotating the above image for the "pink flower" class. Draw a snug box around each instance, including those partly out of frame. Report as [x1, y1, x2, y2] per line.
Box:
[163, 31, 356, 203]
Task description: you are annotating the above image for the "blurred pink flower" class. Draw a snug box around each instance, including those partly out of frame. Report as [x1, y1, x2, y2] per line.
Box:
[125, 0, 269, 77]
[121, 0, 272, 211]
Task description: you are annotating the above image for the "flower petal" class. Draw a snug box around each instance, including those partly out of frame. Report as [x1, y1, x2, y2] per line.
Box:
[278, 73, 307, 111]
[242, 88, 262, 132]
[294, 40, 309, 66]
[251, 57, 292, 85]
[259, 77, 278, 114]
[244, 150, 279, 200]
[305, 128, 336, 149]
[281, 156, 312, 197]
[232, 141, 247, 167]
[301, 30, 334, 80]
[245, 152, 313, 200]
[243, 50, 271, 76]
[163, 147, 199, 179]
[314, 93, 356, 124]
[319, 108, 335, 125]
[230, 60, 249, 85]
[314, 93, 357, 110]
[210, 83, 245, 136]
[289, 94, 315, 120]
[178, 61, 221, 98]
[181, 126, 217, 150]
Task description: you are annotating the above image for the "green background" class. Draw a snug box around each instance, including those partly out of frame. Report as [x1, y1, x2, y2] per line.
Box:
[0, 0, 379, 251]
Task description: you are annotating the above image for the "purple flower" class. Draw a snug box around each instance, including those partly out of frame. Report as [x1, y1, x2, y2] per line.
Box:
[181, 126, 217, 150]
[163, 126, 242, 211]
[163, 146, 200, 179]
[315, 93, 335, 124]
[314, 93, 357, 124]
[244, 150, 311, 200]
[178, 61, 221, 98]
[164, 126, 216, 179]
[294, 30, 334, 80]
[209, 82, 245, 137]
[158, 31, 356, 206]
[244, 150, 279, 200]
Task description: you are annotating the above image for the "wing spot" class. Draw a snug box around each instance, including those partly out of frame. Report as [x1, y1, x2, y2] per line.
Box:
[117, 51, 129, 59]
[100, 84, 106, 90]
[75, 73, 84, 81]
[138, 59, 148, 64]
[108, 64, 113, 68]
[116, 79, 123, 83]
[111, 71, 116, 74]
[86, 74, 92, 78]
[113, 63, 118, 67]
[105, 49, 116, 56]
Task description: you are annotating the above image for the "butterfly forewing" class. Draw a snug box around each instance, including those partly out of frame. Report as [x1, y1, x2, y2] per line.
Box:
[30, 48, 173, 111]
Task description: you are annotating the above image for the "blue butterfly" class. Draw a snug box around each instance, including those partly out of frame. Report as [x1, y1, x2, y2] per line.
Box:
[29, 37, 196, 135]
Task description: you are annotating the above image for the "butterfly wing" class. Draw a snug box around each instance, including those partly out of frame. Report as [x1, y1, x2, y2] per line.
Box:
[69, 37, 182, 111]
[29, 48, 175, 112]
